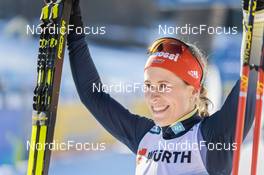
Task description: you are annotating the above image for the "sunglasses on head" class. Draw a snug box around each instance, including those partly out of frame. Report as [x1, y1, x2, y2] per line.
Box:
[147, 37, 205, 86]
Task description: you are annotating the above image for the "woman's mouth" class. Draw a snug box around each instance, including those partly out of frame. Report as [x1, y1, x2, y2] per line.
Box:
[151, 105, 170, 114]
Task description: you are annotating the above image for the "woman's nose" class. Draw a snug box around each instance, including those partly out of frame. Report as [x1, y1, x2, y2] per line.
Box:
[150, 90, 160, 102]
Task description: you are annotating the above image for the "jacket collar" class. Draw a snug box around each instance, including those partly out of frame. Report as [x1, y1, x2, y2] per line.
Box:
[161, 108, 202, 139]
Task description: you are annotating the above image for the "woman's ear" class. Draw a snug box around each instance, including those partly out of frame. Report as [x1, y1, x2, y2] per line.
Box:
[188, 86, 200, 104]
[187, 85, 199, 96]
[192, 88, 200, 96]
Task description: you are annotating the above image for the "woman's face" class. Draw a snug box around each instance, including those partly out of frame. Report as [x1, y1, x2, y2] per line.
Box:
[144, 67, 197, 127]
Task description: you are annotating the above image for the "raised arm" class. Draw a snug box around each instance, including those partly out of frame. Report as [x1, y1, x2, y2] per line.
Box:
[200, 0, 264, 172]
[201, 69, 257, 142]
[201, 0, 263, 154]
[67, 33, 154, 154]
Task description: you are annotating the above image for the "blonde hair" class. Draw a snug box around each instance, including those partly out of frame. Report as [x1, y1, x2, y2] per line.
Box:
[187, 43, 212, 117]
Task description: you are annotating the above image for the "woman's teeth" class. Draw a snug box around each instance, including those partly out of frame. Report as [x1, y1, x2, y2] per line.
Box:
[152, 105, 169, 113]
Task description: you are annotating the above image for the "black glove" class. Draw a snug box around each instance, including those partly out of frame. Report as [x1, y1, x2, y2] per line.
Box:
[243, 0, 264, 11]
[69, 0, 83, 35]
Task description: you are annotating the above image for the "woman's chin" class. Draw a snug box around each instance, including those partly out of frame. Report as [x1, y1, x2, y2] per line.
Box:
[152, 114, 170, 126]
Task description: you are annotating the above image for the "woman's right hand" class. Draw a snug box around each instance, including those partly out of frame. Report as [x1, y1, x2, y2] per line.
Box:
[69, 0, 83, 34]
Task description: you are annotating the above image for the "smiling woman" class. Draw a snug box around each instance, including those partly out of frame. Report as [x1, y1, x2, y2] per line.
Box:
[143, 38, 212, 128]
[67, 0, 263, 174]
[144, 67, 198, 127]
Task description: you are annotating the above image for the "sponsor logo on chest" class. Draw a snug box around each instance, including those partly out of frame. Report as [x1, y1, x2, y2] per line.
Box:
[137, 148, 192, 164]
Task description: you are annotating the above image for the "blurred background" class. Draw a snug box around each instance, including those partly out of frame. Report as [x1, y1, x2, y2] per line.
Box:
[0, 0, 263, 174]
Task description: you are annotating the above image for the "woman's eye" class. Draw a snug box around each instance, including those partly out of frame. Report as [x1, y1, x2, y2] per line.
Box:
[144, 83, 156, 93]
[144, 83, 151, 89]
[158, 84, 167, 91]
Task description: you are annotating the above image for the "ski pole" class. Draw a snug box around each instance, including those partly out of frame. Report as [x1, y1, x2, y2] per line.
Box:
[250, 27, 264, 175]
[232, 0, 257, 174]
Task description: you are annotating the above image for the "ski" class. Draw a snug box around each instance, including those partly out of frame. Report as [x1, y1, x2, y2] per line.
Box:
[27, 0, 72, 175]
[27, 1, 54, 174]
[232, 0, 257, 174]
